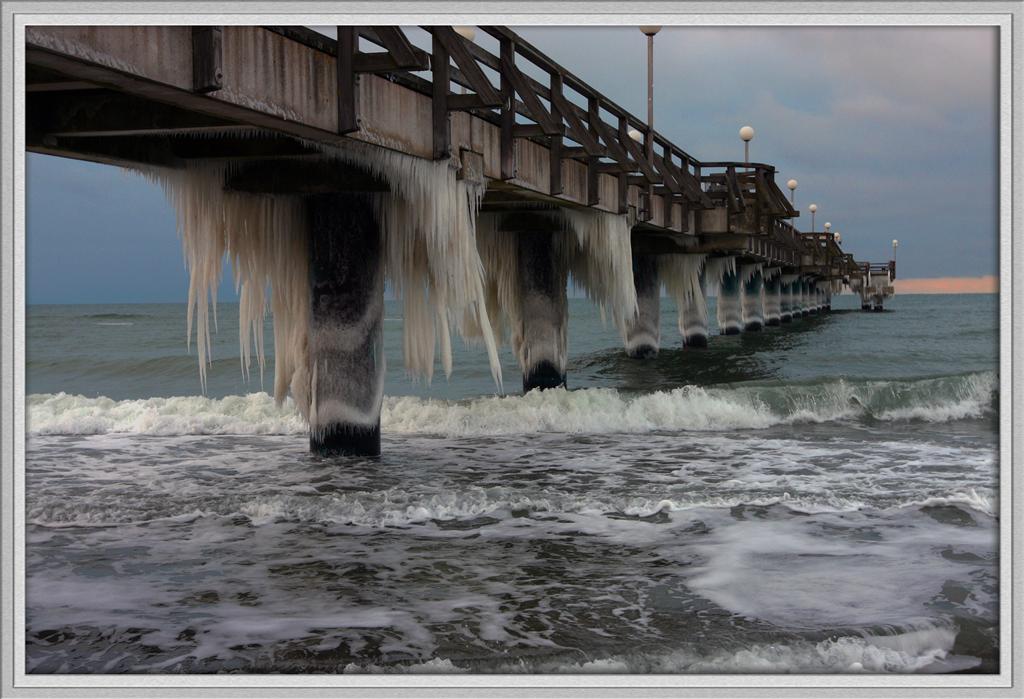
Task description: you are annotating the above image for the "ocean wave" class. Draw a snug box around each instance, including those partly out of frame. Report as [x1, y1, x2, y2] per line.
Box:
[26, 371, 996, 437]
[26, 484, 996, 529]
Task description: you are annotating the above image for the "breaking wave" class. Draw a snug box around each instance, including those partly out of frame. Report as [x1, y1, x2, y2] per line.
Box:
[341, 622, 973, 674]
[26, 371, 996, 437]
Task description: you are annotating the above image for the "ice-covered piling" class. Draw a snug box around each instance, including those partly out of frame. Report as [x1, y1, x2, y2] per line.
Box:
[763, 268, 782, 326]
[662, 254, 708, 348]
[741, 264, 765, 332]
[624, 253, 660, 358]
[307, 194, 384, 456]
[476, 207, 636, 393]
[517, 230, 569, 391]
[780, 274, 797, 323]
[710, 257, 742, 335]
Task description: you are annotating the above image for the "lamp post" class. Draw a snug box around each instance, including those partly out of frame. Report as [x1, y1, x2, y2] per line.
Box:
[809, 203, 817, 233]
[739, 125, 754, 165]
[453, 27, 476, 95]
[787, 179, 798, 206]
[824, 222, 832, 242]
[640, 26, 661, 161]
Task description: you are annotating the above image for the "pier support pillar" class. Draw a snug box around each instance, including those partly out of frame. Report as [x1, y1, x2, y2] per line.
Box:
[624, 253, 661, 358]
[717, 266, 743, 335]
[741, 266, 765, 332]
[780, 277, 794, 323]
[518, 231, 568, 392]
[807, 280, 818, 314]
[800, 280, 811, 316]
[681, 263, 709, 348]
[764, 272, 782, 326]
[307, 194, 384, 457]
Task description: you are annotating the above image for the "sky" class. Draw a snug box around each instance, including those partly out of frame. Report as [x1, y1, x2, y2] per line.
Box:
[26, 25, 999, 304]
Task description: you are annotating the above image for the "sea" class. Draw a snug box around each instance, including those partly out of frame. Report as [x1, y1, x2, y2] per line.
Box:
[24, 292, 1000, 674]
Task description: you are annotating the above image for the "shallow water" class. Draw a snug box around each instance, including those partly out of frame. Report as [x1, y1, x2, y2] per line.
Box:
[25, 293, 1000, 673]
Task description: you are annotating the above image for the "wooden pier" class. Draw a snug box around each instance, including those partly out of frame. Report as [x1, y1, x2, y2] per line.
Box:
[25, 24, 890, 454]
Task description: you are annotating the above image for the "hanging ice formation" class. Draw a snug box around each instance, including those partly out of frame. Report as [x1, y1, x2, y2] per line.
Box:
[142, 136, 503, 419]
[474, 206, 637, 375]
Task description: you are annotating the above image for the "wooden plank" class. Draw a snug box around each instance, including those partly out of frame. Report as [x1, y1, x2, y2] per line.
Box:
[431, 33, 451, 160]
[336, 26, 358, 134]
[191, 27, 223, 93]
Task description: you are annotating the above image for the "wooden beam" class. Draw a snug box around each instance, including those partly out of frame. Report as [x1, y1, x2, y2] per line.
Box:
[548, 73, 564, 196]
[336, 26, 359, 134]
[224, 159, 388, 194]
[499, 36, 515, 180]
[499, 49, 562, 136]
[27, 135, 180, 169]
[431, 33, 451, 160]
[192, 27, 223, 93]
[432, 27, 502, 106]
[371, 26, 423, 69]
[26, 80, 99, 92]
[548, 83, 604, 156]
[28, 90, 238, 138]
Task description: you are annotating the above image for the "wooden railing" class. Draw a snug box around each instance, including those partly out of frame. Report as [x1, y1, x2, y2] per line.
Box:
[263, 25, 726, 222]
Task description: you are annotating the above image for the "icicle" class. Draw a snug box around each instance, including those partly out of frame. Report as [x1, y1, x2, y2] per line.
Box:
[139, 164, 310, 412]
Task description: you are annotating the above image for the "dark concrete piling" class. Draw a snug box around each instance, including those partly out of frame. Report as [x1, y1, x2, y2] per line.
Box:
[518, 230, 568, 392]
[307, 194, 384, 457]
[625, 253, 660, 359]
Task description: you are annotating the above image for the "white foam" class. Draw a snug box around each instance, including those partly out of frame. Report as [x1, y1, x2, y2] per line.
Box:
[26, 372, 997, 437]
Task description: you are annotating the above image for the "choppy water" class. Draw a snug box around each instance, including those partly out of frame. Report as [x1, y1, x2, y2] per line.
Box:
[26, 293, 1000, 673]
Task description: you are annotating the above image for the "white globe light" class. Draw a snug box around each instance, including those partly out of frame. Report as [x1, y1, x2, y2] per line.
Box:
[824, 222, 832, 230]
[739, 125, 755, 142]
[809, 203, 818, 212]
[627, 127, 644, 143]
[892, 239, 900, 247]
[639, 25, 662, 36]
[454, 26, 476, 42]
[787, 179, 798, 191]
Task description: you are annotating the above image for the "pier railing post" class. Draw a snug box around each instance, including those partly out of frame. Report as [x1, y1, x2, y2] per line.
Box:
[307, 193, 384, 456]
